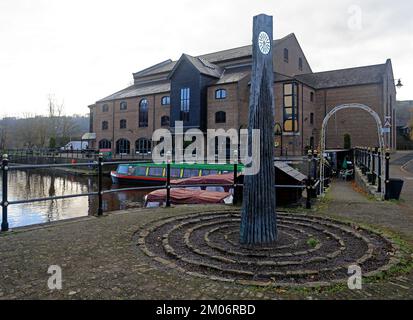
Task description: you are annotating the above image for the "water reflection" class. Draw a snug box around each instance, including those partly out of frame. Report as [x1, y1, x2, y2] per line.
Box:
[0, 170, 147, 228]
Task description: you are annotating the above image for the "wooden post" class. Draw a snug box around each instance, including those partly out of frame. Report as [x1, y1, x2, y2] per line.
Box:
[240, 14, 277, 245]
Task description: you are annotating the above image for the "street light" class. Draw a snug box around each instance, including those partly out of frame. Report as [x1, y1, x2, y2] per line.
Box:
[395, 79, 403, 89]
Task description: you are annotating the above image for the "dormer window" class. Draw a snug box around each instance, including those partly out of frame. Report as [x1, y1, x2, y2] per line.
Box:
[215, 89, 227, 100]
[120, 101, 127, 111]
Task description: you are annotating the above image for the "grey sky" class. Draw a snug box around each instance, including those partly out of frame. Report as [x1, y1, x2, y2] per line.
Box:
[0, 0, 412, 117]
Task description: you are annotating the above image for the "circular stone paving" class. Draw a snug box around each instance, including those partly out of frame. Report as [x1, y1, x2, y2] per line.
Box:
[137, 211, 403, 287]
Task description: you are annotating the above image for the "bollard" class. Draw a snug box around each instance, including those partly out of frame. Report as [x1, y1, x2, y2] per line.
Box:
[306, 150, 312, 209]
[166, 151, 172, 207]
[384, 150, 390, 200]
[1, 154, 9, 232]
[97, 154, 103, 216]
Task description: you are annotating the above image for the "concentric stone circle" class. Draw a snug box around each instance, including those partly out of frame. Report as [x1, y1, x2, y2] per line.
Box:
[137, 211, 403, 287]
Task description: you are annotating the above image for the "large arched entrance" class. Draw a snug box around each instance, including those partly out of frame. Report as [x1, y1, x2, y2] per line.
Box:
[319, 103, 385, 199]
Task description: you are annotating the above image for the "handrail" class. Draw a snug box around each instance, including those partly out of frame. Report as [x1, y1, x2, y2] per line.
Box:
[0, 155, 315, 232]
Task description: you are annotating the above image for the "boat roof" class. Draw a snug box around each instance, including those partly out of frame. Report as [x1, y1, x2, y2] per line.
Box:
[146, 188, 231, 204]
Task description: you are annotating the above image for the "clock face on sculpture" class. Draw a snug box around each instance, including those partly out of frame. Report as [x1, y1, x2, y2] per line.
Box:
[258, 31, 271, 55]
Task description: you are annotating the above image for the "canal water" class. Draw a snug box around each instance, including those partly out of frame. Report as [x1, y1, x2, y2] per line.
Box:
[0, 170, 147, 228]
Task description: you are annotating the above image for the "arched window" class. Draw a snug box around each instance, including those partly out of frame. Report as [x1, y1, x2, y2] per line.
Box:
[116, 139, 130, 154]
[161, 115, 170, 127]
[215, 111, 226, 124]
[139, 99, 149, 127]
[161, 96, 170, 106]
[99, 139, 111, 149]
[120, 119, 127, 129]
[215, 89, 227, 100]
[102, 121, 109, 130]
[135, 138, 152, 154]
[102, 104, 109, 112]
[120, 101, 127, 111]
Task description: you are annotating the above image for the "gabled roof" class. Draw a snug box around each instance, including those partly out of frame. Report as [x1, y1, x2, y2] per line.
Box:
[132, 33, 294, 78]
[295, 63, 387, 89]
[168, 54, 223, 79]
[97, 81, 170, 103]
[198, 33, 293, 63]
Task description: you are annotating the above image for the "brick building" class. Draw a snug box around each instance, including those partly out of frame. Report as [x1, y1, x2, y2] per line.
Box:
[88, 33, 397, 156]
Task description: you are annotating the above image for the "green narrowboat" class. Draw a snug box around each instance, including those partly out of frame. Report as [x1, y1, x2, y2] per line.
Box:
[110, 162, 244, 186]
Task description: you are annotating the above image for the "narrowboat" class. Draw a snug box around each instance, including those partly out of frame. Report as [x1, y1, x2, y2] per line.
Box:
[110, 162, 244, 186]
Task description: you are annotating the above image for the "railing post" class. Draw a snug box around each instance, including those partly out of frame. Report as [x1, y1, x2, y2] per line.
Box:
[377, 148, 382, 193]
[166, 151, 171, 207]
[233, 150, 238, 205]
[306, 150, 312, 209]
[1, 154, 9, 232]
[372, 147, 377, 186]
[97, 154, 103, 216]
[384, 150, 390, 200]
[367, 147, 371, 174]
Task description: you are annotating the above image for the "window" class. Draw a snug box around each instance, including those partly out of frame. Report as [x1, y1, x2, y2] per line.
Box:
[310, 112, 314, 125]
[283, 83, 299, 132]
[102, 121, 109, 130]
[170, 168, 181, 178]
[139, 99, 149, 127]
[183, 169, 200, 178]
[310, 92, 314, 102]
[161, 96, 170, 105]
[116, 139, 130, 154]
[180, 88, 190, 122]
[134, 166, 147, 176]
[215, 111, 226, 124]
[102, 104, 109, 112]
[215, 89, 227, 100]
[135, 138, 152, 154]
[120, 119, 127, 129]
[161, 115, 170, 127]
[148, 167, 164, 177]
[98, 139, 111, 149]
[299, 57, 303, 71]
[284, 48, 289, 63]
[120, 101, 127, 111]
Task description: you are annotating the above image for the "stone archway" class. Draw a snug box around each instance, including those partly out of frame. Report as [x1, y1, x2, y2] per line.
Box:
[319, 103, 385, 199]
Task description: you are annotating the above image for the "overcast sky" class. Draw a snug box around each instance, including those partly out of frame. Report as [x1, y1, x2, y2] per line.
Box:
[0, 0, 412, 118]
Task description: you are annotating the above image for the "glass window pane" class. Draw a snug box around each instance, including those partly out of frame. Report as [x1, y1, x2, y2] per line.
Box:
[284, 84, 292, 95]
[284, 120, 293, 132]
[284, 96, 293, 107]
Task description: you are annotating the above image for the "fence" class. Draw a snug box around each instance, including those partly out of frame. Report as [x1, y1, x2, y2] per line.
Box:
[354, 147, 391, 199]
[0, 154, 319, 232]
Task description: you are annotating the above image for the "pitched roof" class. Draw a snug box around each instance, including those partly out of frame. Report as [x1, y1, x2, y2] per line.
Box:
[295, 63, 387, 89]
[169, 54, 223, 78]
[198, 33, 293, 63]
[132, 33, 294, 78]
[97, 81, 170, 102]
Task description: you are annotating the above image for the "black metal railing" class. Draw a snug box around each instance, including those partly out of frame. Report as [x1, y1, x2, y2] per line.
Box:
[0, 154, 317, 232]
[354, 147, 390, 198]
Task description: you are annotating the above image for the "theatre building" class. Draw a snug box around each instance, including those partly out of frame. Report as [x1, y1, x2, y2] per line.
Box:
[88, 33, 397, 157]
